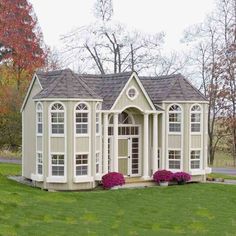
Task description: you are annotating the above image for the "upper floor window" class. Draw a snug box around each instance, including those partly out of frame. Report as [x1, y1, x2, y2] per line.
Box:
[36, 102, 43, 135]
[169, 104, 181, 133]
[51, 103, 64, 135]
[75, 103, 88, 134]
[191, 105, 201, 132]
[96, 103, 101, 134]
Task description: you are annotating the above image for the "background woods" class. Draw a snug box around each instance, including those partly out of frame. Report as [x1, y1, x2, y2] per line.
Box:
[0, 0, 235, 166]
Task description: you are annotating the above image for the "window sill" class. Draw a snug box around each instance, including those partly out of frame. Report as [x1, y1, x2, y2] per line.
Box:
[75, 134, 89, 138]
[73, 176, 94, 183]
[36, 133, 43, 137]
[190, 132, 201, 135]
[46, 176, 67, 183]
[31, 174, 44, 182]
[50, 134, 65, 138]
[168, 132, 181, 135]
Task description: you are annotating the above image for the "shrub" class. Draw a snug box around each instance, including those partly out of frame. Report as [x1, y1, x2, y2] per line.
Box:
[102, 172, 125, 189]
[173, 172, 191, 184]
[153, 170, 173, 183]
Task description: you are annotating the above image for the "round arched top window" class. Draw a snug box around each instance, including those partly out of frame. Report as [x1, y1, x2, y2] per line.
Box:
[127, 86, 138, 100]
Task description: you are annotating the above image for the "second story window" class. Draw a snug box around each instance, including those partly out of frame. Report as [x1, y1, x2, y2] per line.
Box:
[51, 103, 64, 135]
[36, 103, 43, 135]
[169, 104, 182, 133]
[191, 105, 201, 133]
[75, 103, 88, 135]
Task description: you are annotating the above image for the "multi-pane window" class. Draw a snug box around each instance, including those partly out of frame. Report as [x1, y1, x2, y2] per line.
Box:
[169, 105, 181, 132]
[37, 152, 43, 175]
[75, 154, 88, 176]
[96, 103, 101, 134]
[168, 150, 181, 169]
[51, 154, 64, 176]
[191, 105, 201, 132]
[190, 150, 201, 169]
[75, 103, 88, 134]
[36, 103, 43, 134]
[51, 103, 64, 134]
[96, 152, 100, 174]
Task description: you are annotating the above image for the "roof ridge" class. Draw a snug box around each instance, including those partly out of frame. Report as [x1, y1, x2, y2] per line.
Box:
[140, 73, 182, 80]
[180, 75, 207, 100]
[72, 72, 101, 98]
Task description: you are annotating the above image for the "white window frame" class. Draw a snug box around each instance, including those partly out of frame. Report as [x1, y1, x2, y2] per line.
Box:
[168, 149, 182, 171]
[96, 152, 100, 174]
[126, 86, 139, 100]
[50, 102, 65, 137]
[96, 103, 101, 135]
[74, 102, 89, 137]
[36, 102, 43, 136]
[190, 104, 201, 134]
[50, 153, 65, 177]
[75, 153, 89, 176]
[36, 151, 43, 175]
[168, 104, 182, 134]
[190, 149, 201, 170]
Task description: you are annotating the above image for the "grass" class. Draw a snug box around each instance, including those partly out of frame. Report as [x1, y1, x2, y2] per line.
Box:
[207, 173, 236, 181]
[212, 151, 235, 168]
[1, 164, 236, 236]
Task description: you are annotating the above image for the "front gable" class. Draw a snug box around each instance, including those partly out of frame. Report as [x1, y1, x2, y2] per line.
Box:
[111, 73, 155, 112]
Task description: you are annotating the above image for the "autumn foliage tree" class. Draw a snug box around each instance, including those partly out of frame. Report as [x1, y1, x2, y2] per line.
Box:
[0, 0, 47, 149]
[0, 0, 46, 90]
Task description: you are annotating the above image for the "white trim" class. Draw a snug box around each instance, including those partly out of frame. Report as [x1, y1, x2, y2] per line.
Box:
[48, 101, 67, 182]
[167, 104, 182, 135]
[190, 170, 206, 175]
[36, 102, 43, 136]
[34, 98, 103, 102]
[74, 152, 90, 179]
[126, 85, 139, 101]
[189, 149, 202, 171]
[111, 72, 156, 111]
[190, 104, 202, 134]
[74, 102, 90, 137]
[73, 176, 94, 183]
[167, 148, 183, 172]
[21, 74, 42, 112]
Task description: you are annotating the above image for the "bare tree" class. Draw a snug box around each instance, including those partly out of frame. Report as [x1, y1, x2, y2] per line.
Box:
[93, 0, 113, 22]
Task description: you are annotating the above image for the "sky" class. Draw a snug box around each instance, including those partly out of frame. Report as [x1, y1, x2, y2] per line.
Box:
[29, 0, 216, 51]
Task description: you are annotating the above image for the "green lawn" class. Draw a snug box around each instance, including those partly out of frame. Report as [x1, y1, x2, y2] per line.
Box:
[1, 164, 236, 236]
[208, 173, 236, 181]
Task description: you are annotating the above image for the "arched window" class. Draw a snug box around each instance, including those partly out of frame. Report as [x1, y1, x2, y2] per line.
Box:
[96, 103, 101, 134]
[36, 102, 43, 135]
[51, 103, 64, 134]
[191, 105, 201, 132]
[169, 104, 181, 132]
[108, 112, 133, 125]
[75, 103, 89, 134]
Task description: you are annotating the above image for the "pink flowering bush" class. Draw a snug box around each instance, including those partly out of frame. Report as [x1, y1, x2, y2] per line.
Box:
[153, 170, 173, 183]
[102, 172, 125, 189]
[173, 172, 191, 184]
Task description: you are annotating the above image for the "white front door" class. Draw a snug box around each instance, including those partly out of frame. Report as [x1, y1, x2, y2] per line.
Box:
[118, 137, 140, 177]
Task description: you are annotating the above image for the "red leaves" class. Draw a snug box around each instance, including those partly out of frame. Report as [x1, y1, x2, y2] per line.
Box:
[0, 0, 46, 72]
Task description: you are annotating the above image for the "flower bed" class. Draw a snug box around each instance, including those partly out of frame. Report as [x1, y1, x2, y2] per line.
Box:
[102, 172, 125, 189]
[153, 170, 173, 183]
[172, 172, 191, 184]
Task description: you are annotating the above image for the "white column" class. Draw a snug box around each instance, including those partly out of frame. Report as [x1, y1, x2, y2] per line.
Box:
[143, 113, 149, 179]
[103, 113, 108, 174]
[152, 113, 158, 174]
[161, 112, 166, 169]
[113, 113, 119, 172]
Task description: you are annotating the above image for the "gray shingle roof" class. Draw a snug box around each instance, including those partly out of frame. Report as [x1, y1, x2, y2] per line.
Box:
[140, 74, 206, 103]
[34, 69, 207, 110]
[34, 69, 101, 99]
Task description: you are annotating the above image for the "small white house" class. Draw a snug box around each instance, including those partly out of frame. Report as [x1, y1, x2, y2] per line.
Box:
[21, 69, 211, 190]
